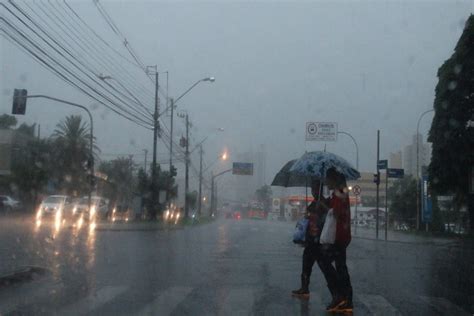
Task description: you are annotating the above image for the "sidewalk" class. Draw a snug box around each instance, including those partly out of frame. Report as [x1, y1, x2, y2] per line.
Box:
[352, 226, 471, 247]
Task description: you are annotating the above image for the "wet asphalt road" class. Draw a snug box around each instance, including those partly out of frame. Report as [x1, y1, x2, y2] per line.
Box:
[0, 215, 473, 315]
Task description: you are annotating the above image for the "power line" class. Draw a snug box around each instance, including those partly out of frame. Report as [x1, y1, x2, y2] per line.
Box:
[2, 2, 153, 127]
[0, 13, 152, 129]
[92, 0, 168, 99]
[24, 1, 153, 119]
[60, 1, 157, 101]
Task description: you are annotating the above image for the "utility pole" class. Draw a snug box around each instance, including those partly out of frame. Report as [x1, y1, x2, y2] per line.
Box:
[143, 149, 148, 174]
[210, 172, 214, 216]
[376, 130, 380, 239]
[385, 169, 388, 241]
[151, 69, 159, 218]
[198, 144, 203, 216]
[184, 113, 190, 218]
[169, 98, 174, 172]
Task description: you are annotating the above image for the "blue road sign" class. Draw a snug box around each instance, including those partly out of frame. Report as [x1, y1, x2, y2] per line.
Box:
[387, 168, 404, 178]
[232, 162, 254, 175]
[421, 176, 432, 223]
[377, 160, 388, 170]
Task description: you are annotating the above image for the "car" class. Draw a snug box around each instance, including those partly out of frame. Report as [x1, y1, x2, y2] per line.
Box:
[0, 195, 21, 212]
[72, 196, 110, 221]
[37, 195, 73, 220]
[232, 211, 242, 220]
[110, 204, 134, 222]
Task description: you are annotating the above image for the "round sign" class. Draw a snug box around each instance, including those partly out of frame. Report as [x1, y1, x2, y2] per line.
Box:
[353, 185, 361, 195]
[307, 123, 318, 135]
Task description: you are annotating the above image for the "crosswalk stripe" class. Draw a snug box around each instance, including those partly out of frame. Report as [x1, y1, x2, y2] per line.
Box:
[419, 295, 470, 315]
[137, 286, 193, 316]
[58, 285, 127, 316]
[357, 294, 401, 316]
[219, 288, 256, 315]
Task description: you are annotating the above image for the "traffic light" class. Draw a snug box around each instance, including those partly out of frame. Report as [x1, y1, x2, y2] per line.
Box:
[12, 89, 27, 115]
[373, 173, 380, 185]
[170, 165, 177, 177]
[179, 136, 187, 148]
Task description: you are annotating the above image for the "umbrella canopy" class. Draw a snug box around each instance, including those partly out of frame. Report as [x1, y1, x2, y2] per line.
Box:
[290, 151, 360, 181]
[271, 159, 321, 187]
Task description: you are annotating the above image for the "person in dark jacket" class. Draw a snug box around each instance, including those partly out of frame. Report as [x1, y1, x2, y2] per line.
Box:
[292, 180, 329, 299]
[317, 168, 353, 312]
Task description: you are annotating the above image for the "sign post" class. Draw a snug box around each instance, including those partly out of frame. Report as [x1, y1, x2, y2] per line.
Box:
[353, 185, 361, 234]
[377, 158, 388, 240]
[421, 175, 432, 231]
[305, 122, 338, 142]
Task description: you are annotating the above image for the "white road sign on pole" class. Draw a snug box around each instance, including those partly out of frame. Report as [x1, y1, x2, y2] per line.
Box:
[306, 122, 338, 142]
[353, 185, 361, 196]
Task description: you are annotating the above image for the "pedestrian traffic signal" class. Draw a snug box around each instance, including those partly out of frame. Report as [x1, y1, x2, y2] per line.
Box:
[12, 89, 27, 115]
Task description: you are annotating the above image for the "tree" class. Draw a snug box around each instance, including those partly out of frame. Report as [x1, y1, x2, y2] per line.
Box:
[428, 15, 474, 232]
[255, 185, 273, 212]
[51, 115, 97, 196]
[388, 177, 417, 227]
[0, 114, 17, 129]
[98, 156, 135, 203]
[186, 191, 198, 211]
[10, 138, 52, 207]
[0, 122, 52, 209]
[135, 165, 177, 220]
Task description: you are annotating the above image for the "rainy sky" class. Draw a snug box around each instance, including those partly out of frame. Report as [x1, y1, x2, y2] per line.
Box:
[1, 0, 472, 184]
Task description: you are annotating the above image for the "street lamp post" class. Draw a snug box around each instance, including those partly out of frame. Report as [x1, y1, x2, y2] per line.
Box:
[210, 168, 232, 216]
[167, 77, 215, 217]
[416, 109, 434, 231]
[337, 131, 359, 170]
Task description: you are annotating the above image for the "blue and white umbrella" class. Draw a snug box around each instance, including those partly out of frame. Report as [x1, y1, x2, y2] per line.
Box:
[289, 151, 360, 180]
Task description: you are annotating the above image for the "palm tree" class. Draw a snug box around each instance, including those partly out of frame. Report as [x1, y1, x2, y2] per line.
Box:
[51, 115, 98, 196]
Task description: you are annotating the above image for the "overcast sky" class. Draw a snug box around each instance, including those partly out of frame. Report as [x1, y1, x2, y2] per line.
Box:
[1, 0, 472, 190]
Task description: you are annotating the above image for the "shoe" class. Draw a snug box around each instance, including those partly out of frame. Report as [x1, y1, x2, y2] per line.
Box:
[335, 301, 353, 313]
[291, 288, 310, 299]
[326, 298, 346, 312]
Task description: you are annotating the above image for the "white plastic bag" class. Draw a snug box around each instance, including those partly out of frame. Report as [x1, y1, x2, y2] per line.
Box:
[320, 209, 336, 244]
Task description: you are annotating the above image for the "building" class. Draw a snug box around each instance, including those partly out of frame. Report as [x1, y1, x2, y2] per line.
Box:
[347, 172, 396, 207]
[389, 151, 403, 169]
[403, 134, 431, 176]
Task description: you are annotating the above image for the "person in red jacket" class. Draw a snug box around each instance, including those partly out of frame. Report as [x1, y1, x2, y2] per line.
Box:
[317, 167, 353, 313]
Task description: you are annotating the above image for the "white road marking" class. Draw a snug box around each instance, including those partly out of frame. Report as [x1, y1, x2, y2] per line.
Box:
[58, 285, 127, 316]
[420, 295, 470, 315]
[357, 294, 401, 316]
[137, 286, 193, 316]
[219, 288, 256, 315]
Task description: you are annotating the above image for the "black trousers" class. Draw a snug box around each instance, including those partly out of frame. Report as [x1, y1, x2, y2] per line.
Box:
[317, 244, 353, 302]
[302, 243, 321, 280]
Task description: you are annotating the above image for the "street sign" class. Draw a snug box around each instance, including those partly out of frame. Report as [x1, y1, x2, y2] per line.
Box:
[377, 159, 388, 170]
[421, 176, 432, 223]
[387, 168, 404, 178]
[232, 162, 254, 175]
[353, 185, 361, 196]
[305, 122, 338, 142]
